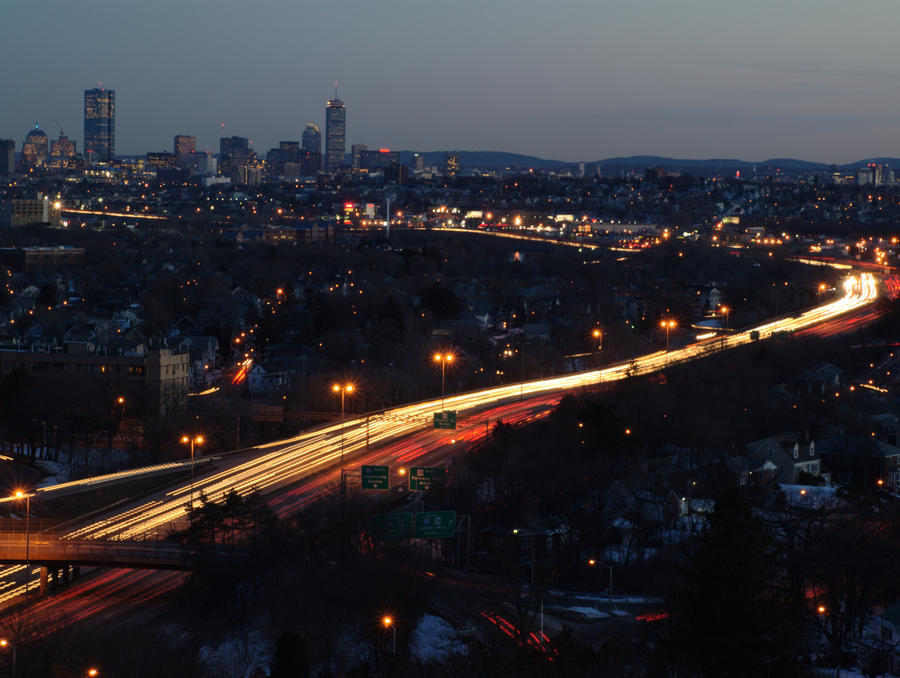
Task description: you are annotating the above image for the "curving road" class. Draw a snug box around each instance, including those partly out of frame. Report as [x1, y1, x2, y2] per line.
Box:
[0, 272, 881, 615]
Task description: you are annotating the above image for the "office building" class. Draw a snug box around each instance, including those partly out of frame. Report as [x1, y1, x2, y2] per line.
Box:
[187, 151, 217, 176]
[359, 148, 398, 170]
[301, 122, 321, 154]
[351, 143, 367, 170]
[50, 134, 76, 159]
[219, 136, 249, 174]
[174, 135, 196, 168]
[84, 87, 116, 163]
[412, 153, 425, 173]
[21, 126, 49, 169]
[0, 140, 14, 174]
[325, 92, 346, 172]
[445, 152, 460, 177]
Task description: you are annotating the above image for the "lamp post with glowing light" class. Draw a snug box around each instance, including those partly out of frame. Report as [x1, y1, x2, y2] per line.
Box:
[382, 616, 397, 656]
[180, 435, 204, 522]
[332, 384, 354, 468]
[1, 638, 15, 677]
[13, 491, 31, 597]
[588, 558, 613, 617]
[433, 353, 454, 411]
[660, 319, 677, 352]
[591, 327, 602, 366]
[719, 306, 730, 331]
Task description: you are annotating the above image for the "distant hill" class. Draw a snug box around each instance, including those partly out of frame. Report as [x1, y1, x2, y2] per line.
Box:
[396, 150, 566, 170]
[392, 150, 900, 174]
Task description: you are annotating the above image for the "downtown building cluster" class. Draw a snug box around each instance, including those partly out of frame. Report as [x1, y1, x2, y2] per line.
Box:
[1, 85, 440, 186]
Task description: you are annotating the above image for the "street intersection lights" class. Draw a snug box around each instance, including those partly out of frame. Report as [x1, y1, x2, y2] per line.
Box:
[180, 435, 204, 522]
[660, 319, 677, 352]
[332, 384, 354, 468]
[433, 353, 454, 411]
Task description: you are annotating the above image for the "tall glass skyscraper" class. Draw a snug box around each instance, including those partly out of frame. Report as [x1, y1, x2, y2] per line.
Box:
[301, 122, 321, 155]
[84, 87, 115, 163]
[325, 94, 345, 173]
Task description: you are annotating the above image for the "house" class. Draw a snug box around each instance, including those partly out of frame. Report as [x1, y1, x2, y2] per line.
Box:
[248, 363, 287, 398]
[737, 435, 825, 485]
[798, 362, 845, 395]
[816, 435, 900, 490]
[857, 602, 900, 675]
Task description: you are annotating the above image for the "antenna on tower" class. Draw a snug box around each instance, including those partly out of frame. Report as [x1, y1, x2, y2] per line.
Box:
[334, 81, 338, 99]
[220, 122, 225, 137]
[54, 120, 64, 136]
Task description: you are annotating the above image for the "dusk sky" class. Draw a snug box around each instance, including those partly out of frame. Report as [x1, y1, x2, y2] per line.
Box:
[4, 0, 900, 163]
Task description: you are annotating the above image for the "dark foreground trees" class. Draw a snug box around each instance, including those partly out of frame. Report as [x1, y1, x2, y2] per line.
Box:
[665, 490, 806, 678]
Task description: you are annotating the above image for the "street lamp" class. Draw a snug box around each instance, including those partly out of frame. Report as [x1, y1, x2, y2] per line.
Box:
[13, 491, 31, 598]
[87, 669, 99, 677]
[332, 384, 354, 468]
[588, 558, 614, 617]
[1, 638, 16, 678]
[719, 306, 730, 331]
[660, 319, 677, 352]
[382, 616, 397, 656]
[433, 353, 454, 411]
[180, 435, 204, 521]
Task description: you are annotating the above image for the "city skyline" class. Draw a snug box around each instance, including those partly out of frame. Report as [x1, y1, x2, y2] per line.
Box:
[3, 0, 900, 163]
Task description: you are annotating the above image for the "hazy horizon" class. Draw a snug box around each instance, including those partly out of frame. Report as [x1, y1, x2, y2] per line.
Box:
[4, 0, 900, 164]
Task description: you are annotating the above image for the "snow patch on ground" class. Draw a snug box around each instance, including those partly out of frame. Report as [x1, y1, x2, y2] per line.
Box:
[200, 628, 269, 678]
[410, 613, 468, 661]
[563, 607, 610, 619]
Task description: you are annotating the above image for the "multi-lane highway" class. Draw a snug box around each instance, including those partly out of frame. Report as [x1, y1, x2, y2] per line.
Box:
[0, 272, 881, 617]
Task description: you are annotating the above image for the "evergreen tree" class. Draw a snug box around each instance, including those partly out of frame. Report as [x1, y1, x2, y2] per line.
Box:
[666, 490, 804, 677]
[270, 631, 309, 678]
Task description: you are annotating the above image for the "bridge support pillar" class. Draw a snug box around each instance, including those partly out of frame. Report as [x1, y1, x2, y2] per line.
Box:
[39, 566, 48, 594]
[72, 566, 80, 581]
[62, 565, 70, 585]
[50, 567, 59, 589]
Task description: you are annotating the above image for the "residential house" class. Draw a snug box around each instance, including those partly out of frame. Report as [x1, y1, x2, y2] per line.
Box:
[816, 435, 900, 490]
[857, 602, 900, 675]
[737, 435, 825, 485]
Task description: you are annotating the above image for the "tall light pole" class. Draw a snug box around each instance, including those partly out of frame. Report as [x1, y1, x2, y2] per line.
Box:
[180, 435, 204, 523]
[591, 327, 602, 367]
[719, 306, 730, 331]
[382, 616, 397, 656]
[332, 384, 354, 468]
[13, 491, 30, 598]
[433, 353, 454, 411]
[588, 558, 613, 617]
[660, 319, 676, 352]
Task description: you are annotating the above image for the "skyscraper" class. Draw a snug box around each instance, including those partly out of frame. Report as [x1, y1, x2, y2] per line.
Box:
[174, 135, 196, 169]
[325, 90, 346, 173]
[84, 87, 116, 163]
[301, 122, 321, 154]
[301, 123, 322, 174]
[0, 140, 15, 174]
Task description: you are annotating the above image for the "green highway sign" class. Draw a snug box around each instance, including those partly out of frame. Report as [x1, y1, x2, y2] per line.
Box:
[372, 512, 414, 540]
[361, 465, 390, 490]
[409, 466, 445, 492]
[415, 510, 457, 538]
[433, 410, 457, 430]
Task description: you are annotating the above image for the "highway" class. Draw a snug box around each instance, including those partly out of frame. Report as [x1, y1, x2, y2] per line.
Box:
[0, 272, 880, 615]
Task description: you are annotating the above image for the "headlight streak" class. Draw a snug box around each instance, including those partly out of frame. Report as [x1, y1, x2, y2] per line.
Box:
[0, 274, 877, 605]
